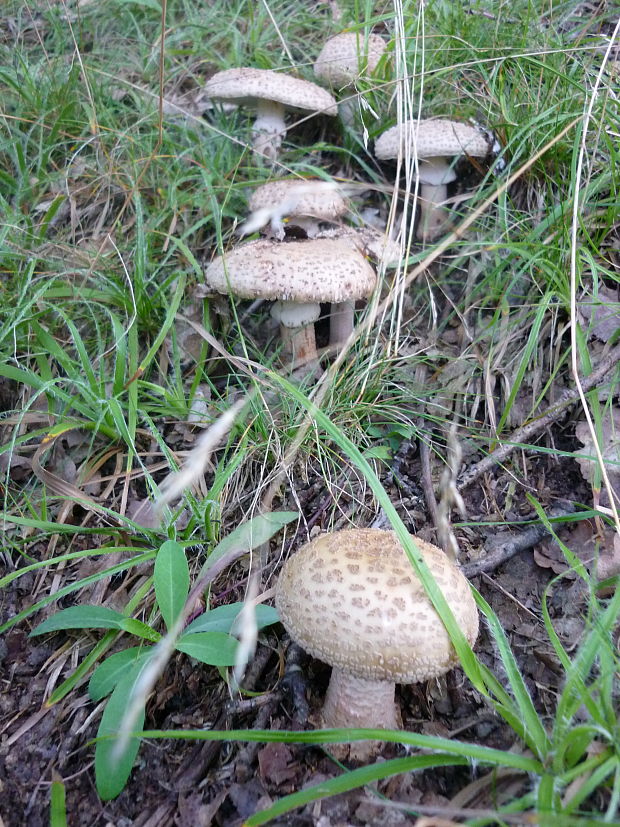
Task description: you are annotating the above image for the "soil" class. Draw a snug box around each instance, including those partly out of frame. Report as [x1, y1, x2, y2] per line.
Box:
[0, 421, 611, 826]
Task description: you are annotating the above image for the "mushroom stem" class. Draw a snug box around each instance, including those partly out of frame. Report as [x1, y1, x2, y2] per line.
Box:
[271, 301, 320, 367]
[252, 99, 286, 163]
[329, 300, 355, 350]
[338, 96, 357, 127]
[323, 669, 400, 731]
[416, 181, 450, 241]
[287, 216, 321, 238]
[415, 156, 456, 242]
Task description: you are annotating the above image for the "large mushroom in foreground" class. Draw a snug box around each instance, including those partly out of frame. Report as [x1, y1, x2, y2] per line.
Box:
[375, 119, 489, 241]
[203, 238, 376, 366]
[275, 528, 479, 760]
[205, 68, 337, 163]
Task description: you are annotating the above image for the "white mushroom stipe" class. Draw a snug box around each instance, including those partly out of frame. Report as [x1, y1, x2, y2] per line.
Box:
[323, 669, 400, 732]
[252, 100, 286, 163]
[329, 299, 355, 348]
[270, 301, 321, 364]
[275, 528, 479, 761]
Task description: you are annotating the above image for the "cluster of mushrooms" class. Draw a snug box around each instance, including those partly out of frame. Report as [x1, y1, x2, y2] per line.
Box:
[203, 32, 491, 368]
[201, 36, 483, 757]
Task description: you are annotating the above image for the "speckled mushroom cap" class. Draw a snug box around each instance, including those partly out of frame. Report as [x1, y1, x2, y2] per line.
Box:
[204, 238, 376, 304]
[375, 119, 489, 161]
[276, 529, 479, 683]
[248, 179, 349, 222]
[314, 32, 386, 88]
[205, 68, 337, 116]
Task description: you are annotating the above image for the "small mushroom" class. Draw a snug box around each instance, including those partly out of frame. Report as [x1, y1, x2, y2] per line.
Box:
[314, 32, 386, 125]
[275, 528, 479, 760]
[203, 238, 376, 366]
[241, 179, 350, 239]
[205, 68, 337, 163]
[375, 119, 489, 241]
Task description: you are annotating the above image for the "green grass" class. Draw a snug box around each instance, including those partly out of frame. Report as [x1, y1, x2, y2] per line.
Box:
[1, 0, 619, 822]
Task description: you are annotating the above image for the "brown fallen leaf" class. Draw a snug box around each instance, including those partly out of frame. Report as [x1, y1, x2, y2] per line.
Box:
[574, 408, 620, 508]
[534, 518, 620, 582]
[578, 285, 620, 343]
[257, 742, 298, 788]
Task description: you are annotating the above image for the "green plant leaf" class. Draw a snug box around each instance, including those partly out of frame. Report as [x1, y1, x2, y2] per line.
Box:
[184, 603, 279, 637]
[119, 618, 161, 643]
[95, 660, 149, 800]
[154, 540, 190, 631]
[30, 606, 125, 636]
[200, 511, 299, 578]
[175, 631, 239, 666]
[50, 777, 67, 827]
[89, 648, 154, 702]
[244, 754, 467, 826]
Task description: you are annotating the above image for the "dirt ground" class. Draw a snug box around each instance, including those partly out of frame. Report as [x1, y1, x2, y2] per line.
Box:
[1, 424, 610, 826]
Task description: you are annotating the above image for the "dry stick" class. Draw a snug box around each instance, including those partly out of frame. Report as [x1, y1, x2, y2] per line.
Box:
[457, 340, 620, 491]
[259, 116, 582, 517]
[461, 502, 576, 578]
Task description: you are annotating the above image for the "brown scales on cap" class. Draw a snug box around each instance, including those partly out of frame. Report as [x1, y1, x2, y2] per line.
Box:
[203, 238, 376, 365]
[276, 528, 479, 759]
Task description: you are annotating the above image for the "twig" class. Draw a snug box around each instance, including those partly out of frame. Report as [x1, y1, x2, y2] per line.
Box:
[457, 341, 620, 491]
[419, 437, 439, 527]
[461, 502, 576, 577]
[281, 643, 310, 726]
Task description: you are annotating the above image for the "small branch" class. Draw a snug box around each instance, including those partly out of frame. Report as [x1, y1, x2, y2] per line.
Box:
[458, 342, 620, 491]
[419, 437, 439, 528]
[461, 502, 576, 578]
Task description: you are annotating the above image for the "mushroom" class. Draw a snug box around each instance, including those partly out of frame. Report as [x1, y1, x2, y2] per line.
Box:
[275, 528, 479, 760]
[205, 68, 337, 163]
[314, 32, 386, 125]
[241, 179, 350, 239]
[317, 225, 402, 269]
[375, 119, 489, 241]
[203, 238, 376, 365]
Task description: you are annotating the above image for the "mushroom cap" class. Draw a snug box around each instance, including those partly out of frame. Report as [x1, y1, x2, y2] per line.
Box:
[205, 68, 337, 116]
[249, 179, 349, 223]
[317, 226, 402, 268]
[275, 529, 479, 683]
[204, 238, 376, 303]
[314, 32, 387, 88]
[375, 119, 489, 161]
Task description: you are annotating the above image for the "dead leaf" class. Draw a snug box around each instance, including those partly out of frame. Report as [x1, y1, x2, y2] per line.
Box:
[574, 408, 620, 507]
[578, 285, 620, 343]
[0, 452, 32, 482]
[257, 742, 297, 787]
[534, 518, 620, 582]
